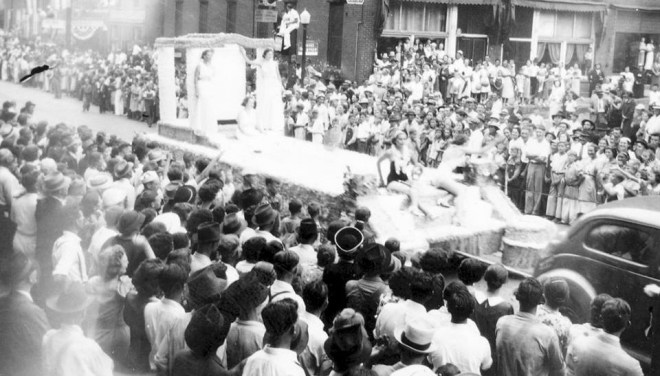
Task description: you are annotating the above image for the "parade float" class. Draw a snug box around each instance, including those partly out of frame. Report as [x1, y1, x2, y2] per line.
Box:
[150, 32, 557, 276]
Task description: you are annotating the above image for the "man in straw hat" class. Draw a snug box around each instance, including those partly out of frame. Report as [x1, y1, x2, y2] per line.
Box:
[373, 318, 437, 376]
[0, 252, 50, 376]
[34, 171, 71, 303]
[43, 282, 114, 376]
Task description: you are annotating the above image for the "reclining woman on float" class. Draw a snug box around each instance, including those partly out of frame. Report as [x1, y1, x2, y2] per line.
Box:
[376, 130, 493, 217]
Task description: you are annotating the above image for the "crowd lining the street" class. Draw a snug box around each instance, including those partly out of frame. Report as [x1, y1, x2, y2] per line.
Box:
[0, 35, 659, 376]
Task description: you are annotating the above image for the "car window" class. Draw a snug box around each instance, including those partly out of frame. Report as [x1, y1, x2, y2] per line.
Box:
[584, 224, 655, 267]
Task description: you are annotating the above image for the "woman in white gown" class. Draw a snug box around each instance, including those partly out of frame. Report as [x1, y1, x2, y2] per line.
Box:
[236, 96, 259, 139]
[193, 49, 217, 136]
[240, 48, 285, 133]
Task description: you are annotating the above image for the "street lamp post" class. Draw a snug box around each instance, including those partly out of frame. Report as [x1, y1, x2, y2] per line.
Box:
[300, 9, 310, 85]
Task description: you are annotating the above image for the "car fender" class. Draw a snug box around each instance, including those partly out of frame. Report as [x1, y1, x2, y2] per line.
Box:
[536, 269, 597, 323]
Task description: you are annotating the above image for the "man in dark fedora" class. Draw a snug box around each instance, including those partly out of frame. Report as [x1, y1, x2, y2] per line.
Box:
[250, 203, 282, 244]
[43, 282, 114, 375]
[34, 171, 71, 306]
[289, 218, 318, 265]
[190, 222, 221, 275]
[346, 243, 392, 339]
[0, 252, 50, 376]
[322, 226, 363, 328]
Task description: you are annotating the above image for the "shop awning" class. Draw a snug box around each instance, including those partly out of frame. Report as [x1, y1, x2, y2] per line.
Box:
[511, 0, 606, 12]
[397, 0, 501, 5]
[610, 2, 660, 12]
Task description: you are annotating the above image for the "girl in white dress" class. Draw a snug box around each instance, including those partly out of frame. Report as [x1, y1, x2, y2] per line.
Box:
[236, 96, 259, 139]
[192, 49, 216, 136]
[240, 48, 285, 133]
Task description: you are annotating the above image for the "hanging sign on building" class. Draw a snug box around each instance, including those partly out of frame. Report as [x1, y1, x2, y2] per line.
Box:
[256, 8, 278, 23]
[346, 0, 365, 4]
[298, 39, 319, 56]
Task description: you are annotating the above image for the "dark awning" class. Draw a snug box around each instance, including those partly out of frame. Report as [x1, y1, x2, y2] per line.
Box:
[398, 0, 500, 5]
[511, 0, 606, 12]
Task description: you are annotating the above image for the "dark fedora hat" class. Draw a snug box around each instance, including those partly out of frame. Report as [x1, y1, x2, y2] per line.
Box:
[46, 282, 93, 314]
[335, 226, 364, 259]
[357, 243, 392, 274]
[117, 210, 146, 236]
[187, 265, 227, 308]
[324, 308, 372, 373]
[113, 159, 133, 179]
[252, 203, 278, 228]
[220, 213, 244, 235]
[296, 218, 318, 239]
[197, 222, 221, 244]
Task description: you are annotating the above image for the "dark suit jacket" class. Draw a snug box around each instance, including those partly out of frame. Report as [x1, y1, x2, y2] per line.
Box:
[0, 291, 50, 376]
[322, 259, 360, 328]
[35, 196, 64, 271]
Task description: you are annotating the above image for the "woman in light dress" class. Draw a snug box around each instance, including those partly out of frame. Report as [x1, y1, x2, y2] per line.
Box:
[239, 48, 285, 133]
[622, 66, 635, 93]
[113, 75, 124, 116]
[548, 80, 565, 116]
[85, 245, 132, 365]
[193, 49, 217, 136]
[645, 40, 655, 71]
[236, 96, 259, 139]
[500, 62, 515, 104]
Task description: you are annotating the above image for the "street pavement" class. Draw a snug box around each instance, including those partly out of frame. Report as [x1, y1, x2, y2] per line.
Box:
[0, 80, 156, 142]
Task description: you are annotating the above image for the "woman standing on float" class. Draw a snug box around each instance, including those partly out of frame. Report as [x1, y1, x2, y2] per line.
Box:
[240, 47, 285, 133]
[192, 49, 217, 136]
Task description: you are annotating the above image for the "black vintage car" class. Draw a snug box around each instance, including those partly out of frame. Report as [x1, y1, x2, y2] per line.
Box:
[534, 196, 660, 368]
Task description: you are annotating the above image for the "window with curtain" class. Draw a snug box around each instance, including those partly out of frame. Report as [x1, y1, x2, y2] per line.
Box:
[384, 1, 447, 34]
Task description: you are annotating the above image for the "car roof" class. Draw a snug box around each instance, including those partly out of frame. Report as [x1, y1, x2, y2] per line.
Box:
[576, 197, 660, 228]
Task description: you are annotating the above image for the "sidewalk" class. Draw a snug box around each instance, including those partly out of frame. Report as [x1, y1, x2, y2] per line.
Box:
[0, 80, 156, 142]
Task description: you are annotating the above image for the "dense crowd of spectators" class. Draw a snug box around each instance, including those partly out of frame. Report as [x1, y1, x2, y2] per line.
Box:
[262, 38, 660, 223]
[0, 34, 175, 126]
[0, 101, 654, 376]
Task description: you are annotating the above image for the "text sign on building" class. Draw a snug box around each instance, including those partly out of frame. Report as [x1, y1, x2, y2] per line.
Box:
[346, 0, 364, 4]
[298, 40, 319, 56]
[256, 9, 278, 23]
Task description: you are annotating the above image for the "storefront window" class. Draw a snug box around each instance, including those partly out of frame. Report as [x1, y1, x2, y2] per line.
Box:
[537, 11, 593, 39]
[510, 7, 533, 38]
[385, 1, 447, 34]
[457, 5, 490, 35]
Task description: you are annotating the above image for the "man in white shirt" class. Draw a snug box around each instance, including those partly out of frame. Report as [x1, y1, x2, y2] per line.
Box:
[428, 285, 492, 374]
[523, 125, 551, 215]
[243, 299, 306, 376]
[375, 270, 432, 346]
[277, 1, 300, 55]
[649, 84, 660, 107]
[300, 281, 332, 376]
[52, 203, 88, 285]
[87, 206, 122, 275]
[271, 250, 307, 316]
[646, 105, 660, 137]
[144, 264, 187, 371]
[290, 218, 318, 266]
